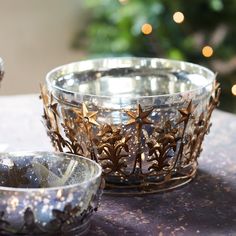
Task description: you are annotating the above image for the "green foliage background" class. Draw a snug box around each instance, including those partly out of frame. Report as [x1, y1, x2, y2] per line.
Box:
[73, 0, 236, 113]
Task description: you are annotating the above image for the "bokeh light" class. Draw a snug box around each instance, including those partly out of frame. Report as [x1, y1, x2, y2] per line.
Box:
[232, 84, 236, 96]
[119, 0, 128, 5]
[141, 23, 153, 35]
[173, 11, 185, 24]
[202, 46, 214, 57]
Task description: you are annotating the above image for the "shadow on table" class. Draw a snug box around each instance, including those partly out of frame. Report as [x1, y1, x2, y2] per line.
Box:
[90, 169, 236, 235]
[90, 215, 139, 236]
[155, 169, 236, 232]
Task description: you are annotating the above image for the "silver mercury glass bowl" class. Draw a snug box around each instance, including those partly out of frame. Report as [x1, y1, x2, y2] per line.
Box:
[42, 57, 220, 195]
[0, 151, 102, 235]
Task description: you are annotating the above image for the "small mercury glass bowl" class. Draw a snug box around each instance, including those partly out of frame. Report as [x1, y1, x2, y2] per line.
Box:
[42, 57, 220, 195]
[0, 151, 102, 235]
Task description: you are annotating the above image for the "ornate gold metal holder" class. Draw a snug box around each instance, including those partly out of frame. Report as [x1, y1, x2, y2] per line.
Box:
[41, 58, 220, 195]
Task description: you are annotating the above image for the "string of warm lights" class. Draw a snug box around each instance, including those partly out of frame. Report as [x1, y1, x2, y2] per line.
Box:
[139, 10, 214, 58]
[119, 2, 236, 96]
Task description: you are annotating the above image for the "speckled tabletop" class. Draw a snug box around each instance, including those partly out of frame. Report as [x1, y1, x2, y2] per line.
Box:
[0, 95, 235, 236]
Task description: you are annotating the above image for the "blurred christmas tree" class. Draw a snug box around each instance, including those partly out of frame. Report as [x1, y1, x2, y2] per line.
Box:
[73, 0, 236, 113]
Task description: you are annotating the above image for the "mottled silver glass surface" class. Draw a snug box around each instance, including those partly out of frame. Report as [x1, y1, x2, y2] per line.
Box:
[0, 151, 102, 235]
[45, 57, 217, 194]
[47, 58, 213, 110]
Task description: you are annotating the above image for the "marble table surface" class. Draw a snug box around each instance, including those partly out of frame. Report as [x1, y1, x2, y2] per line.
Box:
[0, 94, 235, 236]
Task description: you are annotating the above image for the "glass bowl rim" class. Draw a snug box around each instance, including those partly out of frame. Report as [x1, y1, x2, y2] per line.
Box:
[46, 57, 216, 99]
[0, 151, 102, 192]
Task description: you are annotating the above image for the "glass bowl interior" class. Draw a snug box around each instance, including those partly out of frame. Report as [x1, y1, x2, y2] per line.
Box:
[46, 57, 215, 99]
[0, 151, 102, 190]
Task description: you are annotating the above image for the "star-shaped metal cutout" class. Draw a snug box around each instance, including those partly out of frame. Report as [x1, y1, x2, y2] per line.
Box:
[126, 104, 153, 127]
[177, 100, 196, 124]
[79, 103, 99, 126]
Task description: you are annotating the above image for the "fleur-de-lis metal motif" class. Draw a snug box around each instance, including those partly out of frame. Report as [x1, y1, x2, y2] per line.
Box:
[95, 124, 131, 175]
[126, 104, 154, 174]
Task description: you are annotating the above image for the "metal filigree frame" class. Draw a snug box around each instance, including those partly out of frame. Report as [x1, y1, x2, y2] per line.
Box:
[40, 83, 221, 195]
